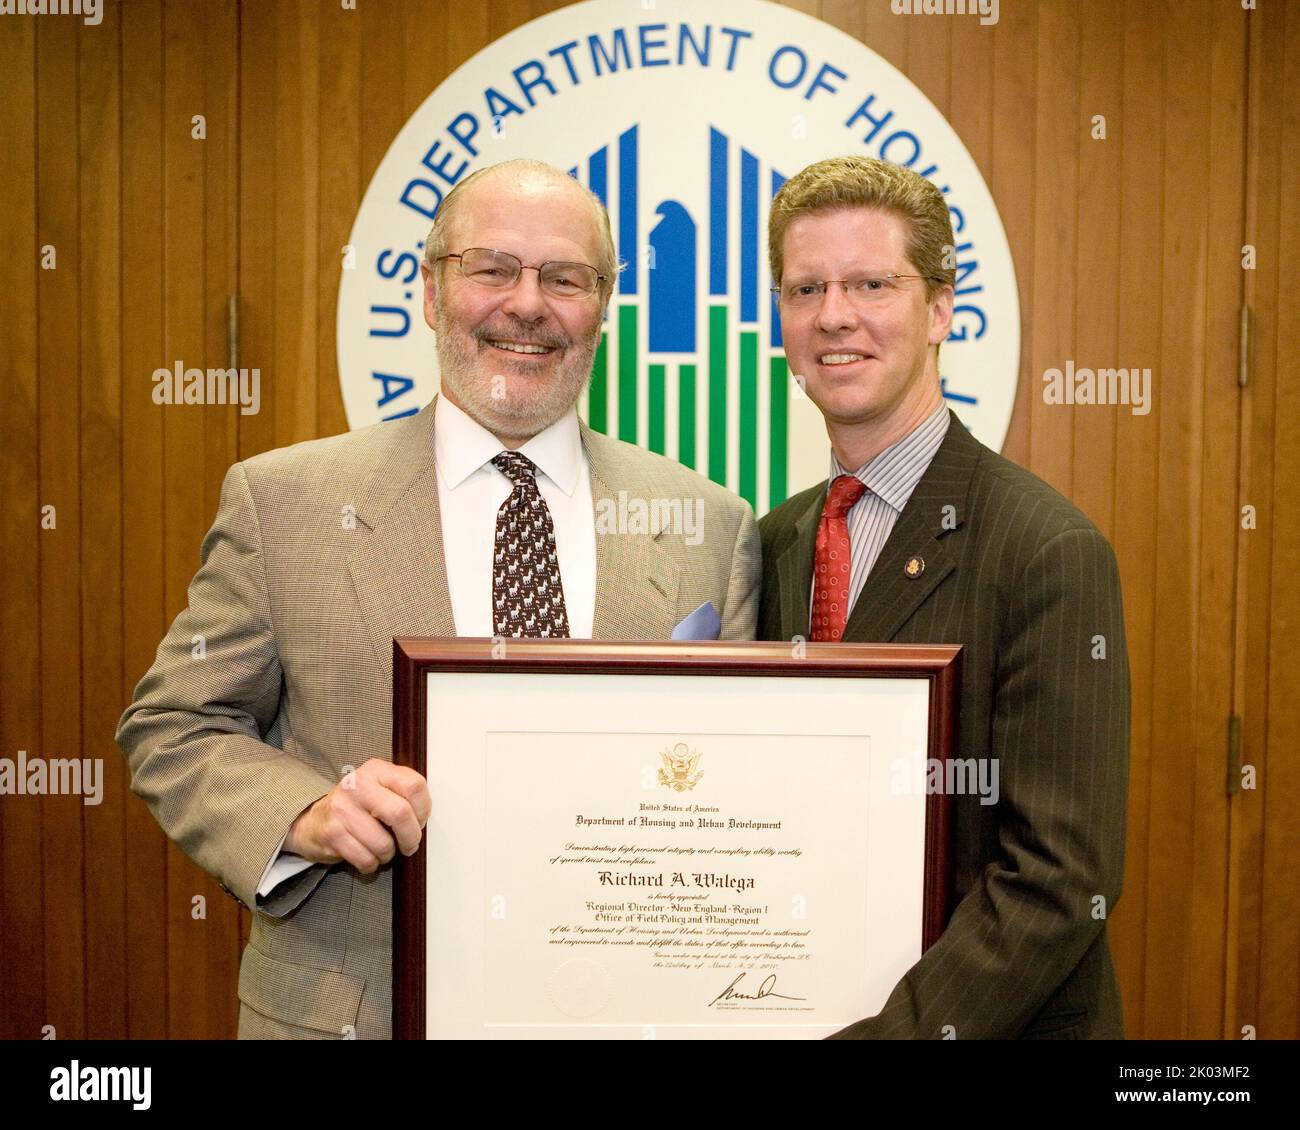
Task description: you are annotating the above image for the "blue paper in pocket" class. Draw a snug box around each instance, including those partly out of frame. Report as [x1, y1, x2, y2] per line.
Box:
[671, 601, 722, 641]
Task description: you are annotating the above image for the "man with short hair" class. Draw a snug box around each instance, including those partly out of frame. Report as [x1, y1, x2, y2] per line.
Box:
[760, 155, 1130, 1039]
[117, 159, 759, 1040]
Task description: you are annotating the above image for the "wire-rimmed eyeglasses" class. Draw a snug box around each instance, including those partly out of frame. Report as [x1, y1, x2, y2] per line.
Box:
[432, 247, 605, 298]
[772, 274, 941, 308]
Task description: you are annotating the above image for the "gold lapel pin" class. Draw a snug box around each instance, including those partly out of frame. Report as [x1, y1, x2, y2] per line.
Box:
[904, 556, 925, 579]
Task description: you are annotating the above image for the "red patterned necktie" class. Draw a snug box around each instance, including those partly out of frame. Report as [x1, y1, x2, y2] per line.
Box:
[811, 474, 867, 642]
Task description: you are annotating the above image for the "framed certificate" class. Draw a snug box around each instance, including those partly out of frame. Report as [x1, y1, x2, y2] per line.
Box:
[392, 639, 960, 1040]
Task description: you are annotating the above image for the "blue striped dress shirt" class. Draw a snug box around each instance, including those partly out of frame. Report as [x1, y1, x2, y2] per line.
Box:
[816, 403, 951, 620]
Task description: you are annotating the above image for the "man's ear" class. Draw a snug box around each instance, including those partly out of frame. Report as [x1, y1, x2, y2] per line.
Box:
[927, 282, 954, 346]
[421, 261, 439, 332]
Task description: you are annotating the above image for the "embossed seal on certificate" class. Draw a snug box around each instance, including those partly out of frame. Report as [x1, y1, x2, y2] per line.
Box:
[547, 959, 612, 1019]
[658, 742, 704, 792]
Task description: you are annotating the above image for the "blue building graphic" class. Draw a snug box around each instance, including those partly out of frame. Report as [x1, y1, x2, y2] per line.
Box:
[570, 124, 791, 512]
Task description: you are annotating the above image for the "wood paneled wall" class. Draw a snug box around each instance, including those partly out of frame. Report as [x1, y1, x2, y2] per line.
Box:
[0, 0, 1294, 1040]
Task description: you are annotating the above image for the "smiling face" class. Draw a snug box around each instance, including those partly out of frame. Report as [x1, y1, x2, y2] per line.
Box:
[422, 170, 607, 445]
[778, 206, 953, 441]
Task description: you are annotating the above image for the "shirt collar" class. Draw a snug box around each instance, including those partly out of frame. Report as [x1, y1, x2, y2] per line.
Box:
[830, 403, 951, 514]
[433, 395, 583, 496]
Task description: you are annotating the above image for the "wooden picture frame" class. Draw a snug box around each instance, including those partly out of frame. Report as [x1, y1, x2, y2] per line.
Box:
[392, 639, 960, 1040]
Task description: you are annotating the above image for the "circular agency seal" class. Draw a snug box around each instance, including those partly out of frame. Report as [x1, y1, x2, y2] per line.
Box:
[336, 0, 1020, 514]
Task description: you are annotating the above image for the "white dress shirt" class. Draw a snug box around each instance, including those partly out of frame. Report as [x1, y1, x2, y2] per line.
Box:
[257, 397, 598, 899]
[433, 395, 596, 638]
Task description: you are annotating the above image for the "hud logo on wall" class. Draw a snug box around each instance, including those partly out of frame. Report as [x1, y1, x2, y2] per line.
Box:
[337, 0, 1019, 515]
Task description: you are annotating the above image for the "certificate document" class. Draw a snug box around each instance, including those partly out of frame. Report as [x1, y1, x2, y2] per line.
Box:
[393, 641, 959, 1040]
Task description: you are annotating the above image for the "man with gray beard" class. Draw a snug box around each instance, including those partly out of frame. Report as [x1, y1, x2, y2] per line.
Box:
[116, 159, 758, 1040]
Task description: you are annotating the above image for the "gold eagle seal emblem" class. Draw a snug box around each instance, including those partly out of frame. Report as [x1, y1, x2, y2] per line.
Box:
[658, 742, 704, 792]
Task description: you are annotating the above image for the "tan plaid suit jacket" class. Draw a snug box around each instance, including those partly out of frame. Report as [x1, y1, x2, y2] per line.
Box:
[116, 397, 759, 1040]
[759, 412, 1131, 1040]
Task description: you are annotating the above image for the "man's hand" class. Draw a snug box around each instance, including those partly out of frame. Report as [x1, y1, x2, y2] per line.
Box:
[284, 759, 431, 874]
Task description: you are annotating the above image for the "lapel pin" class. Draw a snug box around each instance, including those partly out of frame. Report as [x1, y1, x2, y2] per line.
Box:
[904, 555, 925, 579]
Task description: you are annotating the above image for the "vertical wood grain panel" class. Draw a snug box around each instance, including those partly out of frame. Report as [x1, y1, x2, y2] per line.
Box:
[1070, 1, 1120, 540]
[1143, 0, 1209, 1039]
[904, 4, 950, 117]
[0, 14, 44, 1042]
[1232, 0, 1271, 1042]
[947, 13, 992, 183]
[359, 0, 411, 190]
[316, 0, 366, 441]
[1069, 4, 1132, 1023]
[1187, 0, 1247, 1039]
[36, 10, 87, 1041]
[1108, 0, 1166, 1037]
[273, 0, 320, 450]
[237, 0, 277, 461]
[445, 0, 491, 95]
[1254, 0, 1300, 1041]
[819, 0, 864, 46]
[532, 0, 576, 18]
[78, 1, 127, 1039]
[1026, 2, 1077, 498]
[204, 1, 241, 531]
[861, 0, 906, 72]
[119, 0, 169, 1039]
[490, 0, 534, 45]
[1226, 0, 1263, 1039]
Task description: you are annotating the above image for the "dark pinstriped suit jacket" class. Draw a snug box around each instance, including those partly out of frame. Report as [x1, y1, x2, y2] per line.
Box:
[759, 411, 1130, 1039]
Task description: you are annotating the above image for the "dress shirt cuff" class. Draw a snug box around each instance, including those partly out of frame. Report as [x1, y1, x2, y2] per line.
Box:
[255, 830, 316, 897]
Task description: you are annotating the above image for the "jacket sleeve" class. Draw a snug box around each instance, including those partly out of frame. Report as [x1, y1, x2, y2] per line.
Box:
[719, 503, 761, 641]
[116, 461, 335, 915]
[832, 525, 1131, 1038]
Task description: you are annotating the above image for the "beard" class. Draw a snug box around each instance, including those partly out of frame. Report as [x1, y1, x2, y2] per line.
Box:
[433, 291, 600, 442]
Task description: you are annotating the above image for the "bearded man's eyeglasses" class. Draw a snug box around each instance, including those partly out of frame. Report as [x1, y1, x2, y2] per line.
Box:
[433, 247, 605, 298]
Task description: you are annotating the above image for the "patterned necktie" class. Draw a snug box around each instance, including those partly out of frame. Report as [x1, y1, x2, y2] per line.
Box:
[491, 451, 570, 639]
[811, 474, 867, 642]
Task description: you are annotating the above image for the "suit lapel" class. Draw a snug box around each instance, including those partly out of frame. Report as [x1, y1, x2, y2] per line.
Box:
[841, 414, 982, 643]
[771, 485, 825, 641]
[348, 399, 456, 687]
[581, 423, 679, 639]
